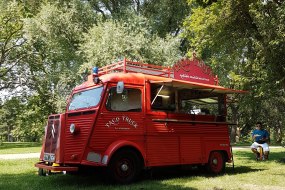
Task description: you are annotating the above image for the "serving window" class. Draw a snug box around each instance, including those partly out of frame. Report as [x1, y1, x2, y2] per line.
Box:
[151, 84, 176, 111]
[150, 84, 226, 116]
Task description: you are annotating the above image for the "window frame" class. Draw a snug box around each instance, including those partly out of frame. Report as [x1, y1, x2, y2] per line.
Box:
[149, 83, 226, 116]
[68, 86, 104, 111]
[105, 87, 142, 112]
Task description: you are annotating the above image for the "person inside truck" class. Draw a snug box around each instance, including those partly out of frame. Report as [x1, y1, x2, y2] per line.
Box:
[250, 122, 270, 160]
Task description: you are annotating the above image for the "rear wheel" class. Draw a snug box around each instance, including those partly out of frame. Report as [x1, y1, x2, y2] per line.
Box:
[107, 149, 142, 184]
[206, 151, 225, 174]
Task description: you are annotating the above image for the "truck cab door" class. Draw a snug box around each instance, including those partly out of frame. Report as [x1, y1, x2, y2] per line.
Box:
[88, 84, 145, 153]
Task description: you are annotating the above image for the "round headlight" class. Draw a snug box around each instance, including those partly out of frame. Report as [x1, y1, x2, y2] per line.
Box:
[70, 123, 76, 134]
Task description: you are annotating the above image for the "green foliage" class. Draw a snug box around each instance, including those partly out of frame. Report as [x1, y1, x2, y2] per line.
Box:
[79, 14, 181, 71]
[0, 98, 23, 141]
[87, 0, 190, 40]
[2, 0, 284, 144]
[23, 0, 97, 112]
[87, 0, 137, 19]
[0, 0, 26, 91]
[11, 95, 48, 142]
[0, 96, 47, 142]
[184, 0, 285, 140]
[0, 0, 185, 142]
[141, 0, 190, 38]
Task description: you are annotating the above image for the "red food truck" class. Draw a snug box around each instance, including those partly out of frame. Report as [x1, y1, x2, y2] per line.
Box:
[35, 57, 245, 183]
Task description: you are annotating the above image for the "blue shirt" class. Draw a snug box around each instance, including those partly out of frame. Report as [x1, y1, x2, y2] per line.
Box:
[252, 129, 269, 143]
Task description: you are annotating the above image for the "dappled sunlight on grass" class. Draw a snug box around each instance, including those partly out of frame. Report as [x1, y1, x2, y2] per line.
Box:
[0, 148, 285, 189]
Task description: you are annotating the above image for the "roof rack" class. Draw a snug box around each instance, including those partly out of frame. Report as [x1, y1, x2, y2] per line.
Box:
[98, 58, 173, 78]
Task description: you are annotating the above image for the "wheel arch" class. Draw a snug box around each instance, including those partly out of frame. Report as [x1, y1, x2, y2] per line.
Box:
[103, 140, 145, 167]
[207, 149, 230, 162]
[220, 150, 230, 162]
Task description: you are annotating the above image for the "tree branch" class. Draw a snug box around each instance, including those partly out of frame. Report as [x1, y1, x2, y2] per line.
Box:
[0, 52, 29, 78]
[0, 24, 24, 66]
[133, 0, 141, 13]
[272, 0, 282, 6]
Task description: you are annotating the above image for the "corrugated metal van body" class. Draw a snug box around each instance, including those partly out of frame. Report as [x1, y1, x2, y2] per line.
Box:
[88, 111, 145, 153]
[87, 84, 145, 162]
[62, 73, 231, 167]
[145, 112, 179, 166]
[64, 110, 98, 163]
[145, 113, 230, 167]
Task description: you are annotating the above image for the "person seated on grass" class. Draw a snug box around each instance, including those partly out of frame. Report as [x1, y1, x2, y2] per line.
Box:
[250, 122, 270, 160]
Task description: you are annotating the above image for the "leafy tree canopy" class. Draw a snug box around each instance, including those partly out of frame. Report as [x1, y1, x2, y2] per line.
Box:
[184, 0, 285, 139]
[0, 1, 26, 91]
[0, 0, 186, 141]
[79, 14, 182, 73]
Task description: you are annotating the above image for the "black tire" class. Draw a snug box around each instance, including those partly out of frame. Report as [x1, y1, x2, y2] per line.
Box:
[38, 168, 46, 176]
[206, 151, 225, 174]
[107, 149, 142, 184]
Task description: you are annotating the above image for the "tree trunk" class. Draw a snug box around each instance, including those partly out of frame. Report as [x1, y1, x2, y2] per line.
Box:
[276, 126, 282, 144]
[230, 105, 239, 143]
[230, 125, 237, 143]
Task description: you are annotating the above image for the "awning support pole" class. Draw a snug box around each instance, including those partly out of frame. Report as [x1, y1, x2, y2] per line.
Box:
[151, 85, 164, 105]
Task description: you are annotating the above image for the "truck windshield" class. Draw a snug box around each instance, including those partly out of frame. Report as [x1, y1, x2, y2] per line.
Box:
[68, 86, 103, 111]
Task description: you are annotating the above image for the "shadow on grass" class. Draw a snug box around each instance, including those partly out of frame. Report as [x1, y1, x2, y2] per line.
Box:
[0, 162, 273, 190]
[1, 163, 263, 190]
[226, 165, 265, 175]
[146, 164, 264, 180]
[2, 148, 284, 190]
[0, 170, 199, 190]
[0, 161, 267, 190]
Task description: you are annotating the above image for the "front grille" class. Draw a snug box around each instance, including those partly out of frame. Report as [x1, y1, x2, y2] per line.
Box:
[44, 115, 60, 161]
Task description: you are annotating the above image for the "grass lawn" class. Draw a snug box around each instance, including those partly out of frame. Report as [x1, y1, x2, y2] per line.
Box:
[0, 142, 42, 154]
[0, 148, 285, 190]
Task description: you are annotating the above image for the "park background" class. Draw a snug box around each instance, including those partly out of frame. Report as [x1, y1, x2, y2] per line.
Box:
[1, 0, 285, 145]
[1, 1, 285, 189]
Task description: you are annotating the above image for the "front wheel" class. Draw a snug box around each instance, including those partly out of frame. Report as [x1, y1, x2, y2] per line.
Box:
[38, 168, 46, 176]
[107, 149, 142, 184]
[206, 151, 225, 174]
[38, 168, 51, 176]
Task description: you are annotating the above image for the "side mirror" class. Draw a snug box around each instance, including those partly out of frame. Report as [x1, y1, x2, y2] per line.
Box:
[117, 81, 124, 94]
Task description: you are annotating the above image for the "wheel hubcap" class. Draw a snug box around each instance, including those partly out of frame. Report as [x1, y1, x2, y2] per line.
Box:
[212, 158, 218, 165]
[121, 163, 129, 171]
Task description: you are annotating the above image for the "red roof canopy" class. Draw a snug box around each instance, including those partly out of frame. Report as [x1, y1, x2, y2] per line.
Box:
[77, 58, 247, 94]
